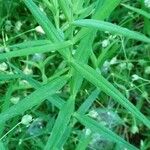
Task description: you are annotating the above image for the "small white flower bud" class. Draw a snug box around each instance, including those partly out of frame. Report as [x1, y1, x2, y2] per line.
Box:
[21, 114, 32, 125]
[110, 57, 117, 65]
[0, 62, 8, 71]
[15, 21, 22, 32]
[23, 66, 33, 75]
[85, 128, 91, 136]
[89, 110, 98, 118]
[35, 26, 45, 34]
[10, 97, 20, 104]
[131, 125, 139, 134]
[132, 74, 140, 81]
[102, 39, 110, 48]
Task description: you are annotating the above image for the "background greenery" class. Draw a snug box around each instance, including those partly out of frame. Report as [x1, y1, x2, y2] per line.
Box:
[0, 0, 150, 149]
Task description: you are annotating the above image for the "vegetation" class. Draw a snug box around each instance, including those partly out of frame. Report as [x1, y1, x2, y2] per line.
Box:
[0, 0, 150, 149]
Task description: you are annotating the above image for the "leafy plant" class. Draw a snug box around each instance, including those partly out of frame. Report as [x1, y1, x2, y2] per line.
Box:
[0, 0, 150, 149]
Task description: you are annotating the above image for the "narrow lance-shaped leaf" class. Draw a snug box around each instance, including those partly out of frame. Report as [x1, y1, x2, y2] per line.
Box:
[71, 32, 96, 96]
[122, 3, 150, 19]
[9, 63, 65, 109]
[73, 19, 150, 43]
[98, 40, 119, 67]
[0, 74, 21, 81]
[70, 60, 150, 128]
[24, 0, 71, 60]
[77, 88, 100, 114]
[73, 0, 121, 43]
[75, 113, 138, 150]
[9, 40, 52, 49]
[44, 97, 75, 150]
[93, 0, 121, 20]
[24, 0, 62, 42]
[0, 141, 5, 150]
[58, 0, 72, 21]
[0, 41, 71, 60]
[71, 0, 122, 97]
[0, 75, 69, 124]
[75, 131, 92, 150]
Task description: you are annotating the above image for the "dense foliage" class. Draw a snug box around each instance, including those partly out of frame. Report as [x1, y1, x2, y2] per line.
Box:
[0, 0, 150, 149]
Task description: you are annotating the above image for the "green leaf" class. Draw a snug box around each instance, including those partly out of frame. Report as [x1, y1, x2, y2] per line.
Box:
[71, 32, 96, 96]
[75, 131, 92, 150]
[9, 40, 51, 49]
[122, 3, 150, 19]
[98, 40, 119, 67]
[73, 19, 150, 43]
[93, 0, 121, 20]
[75, 113, 138, 150]
[24, 0, 62, 42]
[77, 88, 100, 114]
[70, 60, 150, 128]
[58, 0, 72, 21]
[0, 75, 69, 124]
[44, 97, 74, 150]
[0, 41, 71, 60]
[24, 0, 71, 59]
[71, 0, 122, 97]
[0, 84, 14, 136]
[0, 73, 21, 81]
[0, 141, 5, 150]
[9, 63, 65, 109]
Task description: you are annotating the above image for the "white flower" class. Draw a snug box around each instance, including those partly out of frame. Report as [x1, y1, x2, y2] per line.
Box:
[15, 21, 22, 32]
[0, 62, 8, 71]
[89, 110, 98, 118]
[102, 39, 110, 48]
[144, 0, 150, 8]
[110, 57, 117, 65]
[85, 128, 91, 136]
[10, 97, 20, 104]
[132, 74, 140, 81]
[21, 114, 32, 125]
[35, 26, 45, 34]
[23, 66, 33, 75]
[131, 125, 139, 134]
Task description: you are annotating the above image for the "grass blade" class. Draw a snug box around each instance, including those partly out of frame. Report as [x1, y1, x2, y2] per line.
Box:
[122, 3, 150, 19]
[77, 88, 100, 114]
[9, 63, 65, 109]
[58, 0, 72, 21]
[93, 0, 121, 20]
[9, 40, 51, 49]
[75, 132, 91, 150]
[71, 0, 122, 97]
[0, 141, 5, 150]
[0, 75, 69, 124]
[98, 40, 119, 67]
[44, 97, 74, 150]
[24, 0, 62, 42]
[0, 41, 71, 60]
[70, 60, 150, 128]
[75, 113, 138, 150]
[24, 0, 71, 59]
[0, 73, 21, 81]
[73, 19, 150, 43]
